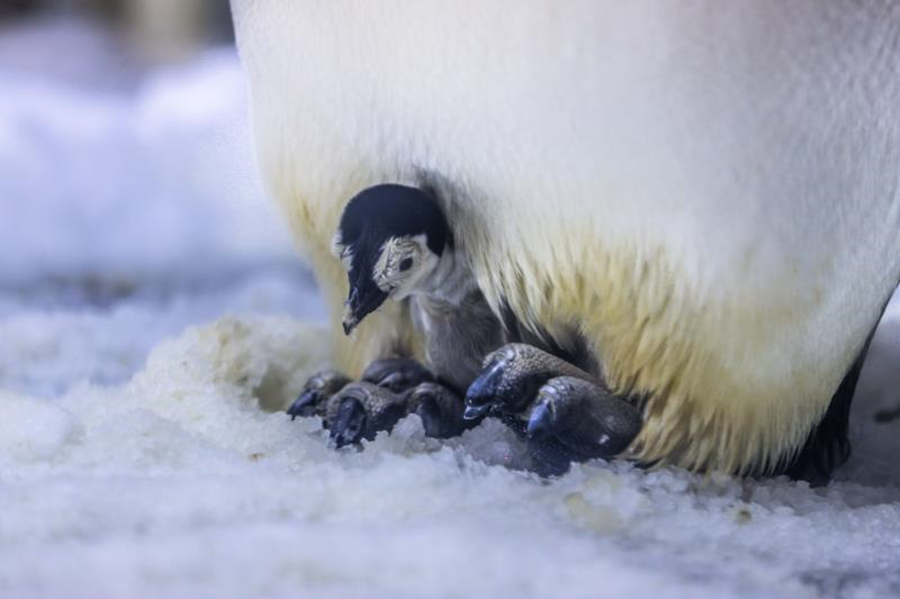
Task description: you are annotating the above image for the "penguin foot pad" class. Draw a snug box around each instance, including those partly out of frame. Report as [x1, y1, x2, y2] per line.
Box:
[464, 343, 642, 476]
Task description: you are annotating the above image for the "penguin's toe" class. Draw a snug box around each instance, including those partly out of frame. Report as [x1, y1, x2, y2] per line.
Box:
[361, 357, 434, 394]
[330, 397, 368, 448]
[464, 343, 595, 420]
[464, 343, 642, 477]
[464, 344, 551, 419]
[288, 370, 352, 420]
[287, 389, 323, 420]
[325, 382, 408, 447]
[408, 381, 468, 438]
[526, 376, 641, 462]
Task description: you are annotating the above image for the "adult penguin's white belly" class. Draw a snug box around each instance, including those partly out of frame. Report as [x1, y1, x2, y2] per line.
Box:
[232, 1, 900, 475]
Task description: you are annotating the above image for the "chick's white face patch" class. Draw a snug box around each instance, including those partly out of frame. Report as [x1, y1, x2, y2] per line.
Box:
[373, 234, 439, 300]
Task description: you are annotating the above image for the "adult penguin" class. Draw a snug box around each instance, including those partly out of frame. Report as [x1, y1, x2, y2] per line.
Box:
[231, 1, 900, 481]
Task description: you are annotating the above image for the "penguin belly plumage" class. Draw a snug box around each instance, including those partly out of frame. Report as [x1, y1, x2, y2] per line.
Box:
[232, 1, 900, 477]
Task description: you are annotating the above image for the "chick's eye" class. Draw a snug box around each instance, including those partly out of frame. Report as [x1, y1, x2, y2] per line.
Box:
[399, 257, 413, 272]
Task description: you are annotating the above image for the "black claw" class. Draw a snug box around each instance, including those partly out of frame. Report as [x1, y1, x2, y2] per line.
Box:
[463, 404, 490, 420]
[414, 397, 444, 438]
[287, 390, 322, 420]
[330, 398, 368, 448]
[464, 360, 505, 412]
[526, 398, 555, 440]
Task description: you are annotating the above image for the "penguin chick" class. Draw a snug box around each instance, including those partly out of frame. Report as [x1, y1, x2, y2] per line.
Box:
[303, 183, 505, 451]
[331, 185, 642, 473]
[333, 184, 504, 393]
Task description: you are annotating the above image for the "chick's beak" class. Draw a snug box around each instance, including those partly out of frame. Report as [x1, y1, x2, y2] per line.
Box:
[342, 314, 356, 336]
[341, 283, 388, 335]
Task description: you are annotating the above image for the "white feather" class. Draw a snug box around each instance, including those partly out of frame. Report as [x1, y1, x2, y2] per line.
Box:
[232, 0, 900, 473]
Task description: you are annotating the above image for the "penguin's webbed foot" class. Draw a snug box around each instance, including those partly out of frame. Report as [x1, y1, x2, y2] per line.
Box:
[464, 343, 642, 476]
[288, 358, 431, 420]
[325, 382, 409, 448]
[290, 358, 468, 446]
[326, 379, 469, 448]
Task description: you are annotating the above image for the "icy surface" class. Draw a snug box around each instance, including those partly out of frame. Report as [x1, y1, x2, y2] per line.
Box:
[1, 17, 900, 599]
[2, 315, 900, 599]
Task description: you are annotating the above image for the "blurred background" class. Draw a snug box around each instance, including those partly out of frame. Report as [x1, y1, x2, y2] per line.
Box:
[0, 0, 234, 63]
[0, 0, 324, 397]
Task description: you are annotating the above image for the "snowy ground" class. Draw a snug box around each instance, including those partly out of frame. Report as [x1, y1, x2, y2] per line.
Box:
[2, 17, 900, 599]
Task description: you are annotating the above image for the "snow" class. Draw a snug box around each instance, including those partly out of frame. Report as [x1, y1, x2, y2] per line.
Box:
[1, 17, 900, 599]
[0, 17, 294, 286]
